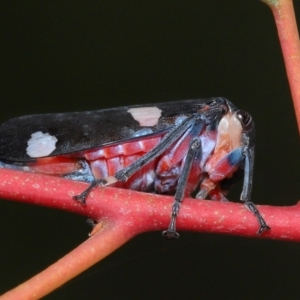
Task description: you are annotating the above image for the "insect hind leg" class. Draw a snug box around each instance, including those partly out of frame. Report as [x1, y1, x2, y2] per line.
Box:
[73, 178, 109, 205]
[241, 146, 270, 234]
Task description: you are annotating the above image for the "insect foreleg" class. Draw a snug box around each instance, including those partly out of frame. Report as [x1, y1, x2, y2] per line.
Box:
[240, 146, 270, 234]
[244, 201, 270, 234]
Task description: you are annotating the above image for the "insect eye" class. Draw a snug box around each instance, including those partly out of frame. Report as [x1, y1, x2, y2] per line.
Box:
[236, 110, 253, 131]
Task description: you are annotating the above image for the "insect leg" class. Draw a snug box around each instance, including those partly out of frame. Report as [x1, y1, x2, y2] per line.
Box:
[241, 146, 270, 234]
[162, 119, 205, 239]
[114, 115, 199, 181]
[115, 105, 224, 183]
[196, 147, 246, 200]
[73, 179, 107, 204]
[73, 114, 200, 204]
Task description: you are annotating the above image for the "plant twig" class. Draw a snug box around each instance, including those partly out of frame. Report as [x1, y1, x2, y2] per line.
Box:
[1, 0, 300, 298]
[0, 168, 300, 240]
[0, 220, 134, 300]
[262, 0, 300, 131]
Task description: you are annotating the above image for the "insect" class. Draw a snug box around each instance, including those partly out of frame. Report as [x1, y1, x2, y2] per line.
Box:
[0, 98, 270, 238]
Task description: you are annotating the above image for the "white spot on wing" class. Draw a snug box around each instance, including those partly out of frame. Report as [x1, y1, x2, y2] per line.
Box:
[127, 106, 162, 126]
[26, 131, 58, 158]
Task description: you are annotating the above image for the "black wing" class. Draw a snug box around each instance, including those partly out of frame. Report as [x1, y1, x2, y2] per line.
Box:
[0, 98, 219, 161]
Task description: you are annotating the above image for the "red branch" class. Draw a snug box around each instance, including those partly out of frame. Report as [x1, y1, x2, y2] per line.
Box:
[1, 0, 300, 298]
[1, 215, 135, 300]
[0, 174, 296, 291]
[0, 168, 300, 298]
[262, 0, 300, 132]
[0, 132, 297, 284]
[0, 168, 299, 240]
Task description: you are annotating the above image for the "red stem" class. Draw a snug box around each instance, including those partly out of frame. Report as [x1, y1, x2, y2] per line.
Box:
[1, 219, 135, 300]
[1, 170, 299, 299]
[1, 0, 300, 298]
[262, 0, 300, 131]
[0, 168, 299, 240]
[0, 162, 300, 299]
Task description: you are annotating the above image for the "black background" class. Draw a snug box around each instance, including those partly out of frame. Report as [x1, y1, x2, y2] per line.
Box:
[0, 1, 299, 299]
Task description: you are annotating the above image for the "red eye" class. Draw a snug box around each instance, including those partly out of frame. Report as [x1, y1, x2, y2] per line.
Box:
[236, 110, 253, 131]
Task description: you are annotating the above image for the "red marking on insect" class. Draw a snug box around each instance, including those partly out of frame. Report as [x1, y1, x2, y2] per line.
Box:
[27, 157, 79, 175]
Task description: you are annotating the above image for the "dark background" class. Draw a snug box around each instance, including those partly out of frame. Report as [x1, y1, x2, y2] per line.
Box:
[0, 1, 299, 299]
